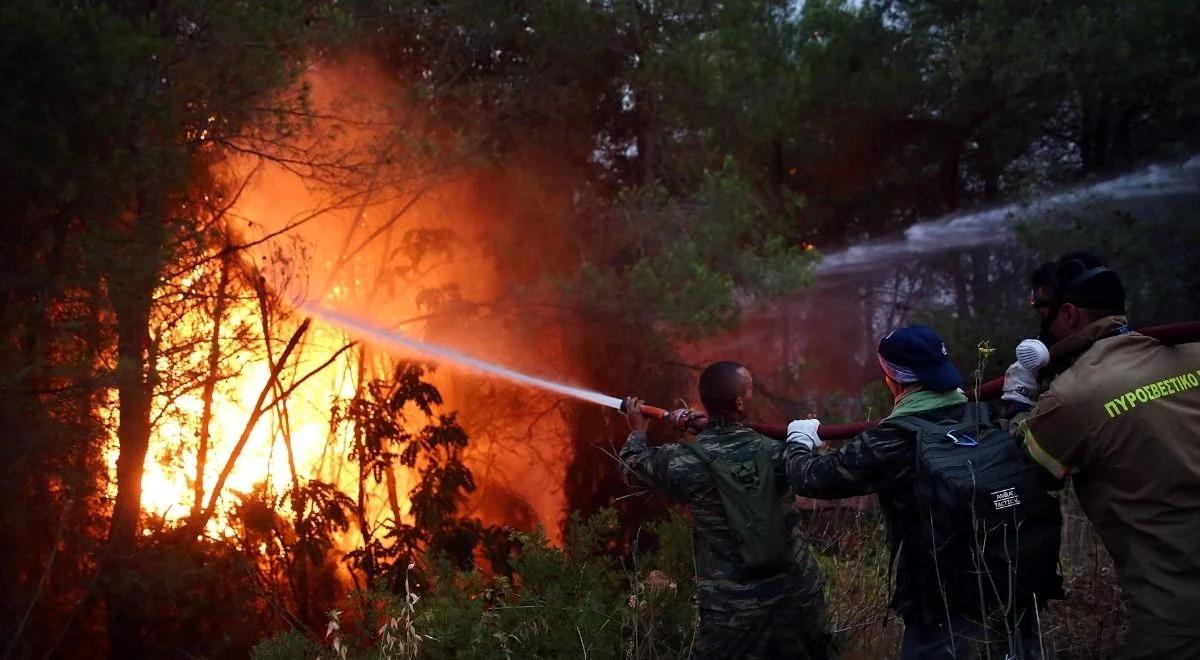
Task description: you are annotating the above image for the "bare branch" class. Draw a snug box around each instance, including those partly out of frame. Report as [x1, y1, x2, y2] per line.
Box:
[188, 318, 312, 535]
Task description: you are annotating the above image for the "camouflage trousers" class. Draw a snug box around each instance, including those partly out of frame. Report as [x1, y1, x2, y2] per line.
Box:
[692, 589, 835, 660]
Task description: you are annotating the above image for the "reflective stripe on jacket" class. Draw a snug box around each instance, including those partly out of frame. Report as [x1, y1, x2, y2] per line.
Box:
[1022, 315, 1200, 636]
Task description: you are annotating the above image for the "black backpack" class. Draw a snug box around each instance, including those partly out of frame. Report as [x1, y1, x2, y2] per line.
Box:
[679, 438, 789, 577]
[886, 403, 1065, 613]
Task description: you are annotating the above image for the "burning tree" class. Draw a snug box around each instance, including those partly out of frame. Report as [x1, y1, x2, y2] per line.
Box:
[0, 0, 372, 654]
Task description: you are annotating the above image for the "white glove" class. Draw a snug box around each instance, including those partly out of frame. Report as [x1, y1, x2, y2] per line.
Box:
[1001, 361, 1038, 407]
[786, 419, 823, 450]
[1015, 338, 1050, 371]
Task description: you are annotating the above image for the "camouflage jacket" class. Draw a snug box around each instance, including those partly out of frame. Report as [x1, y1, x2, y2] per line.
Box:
[620, 420, 823, 613]
[783, 403, 969, 622]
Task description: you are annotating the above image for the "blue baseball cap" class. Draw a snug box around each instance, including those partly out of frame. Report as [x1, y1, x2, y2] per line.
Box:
[877, 325, 963, 391]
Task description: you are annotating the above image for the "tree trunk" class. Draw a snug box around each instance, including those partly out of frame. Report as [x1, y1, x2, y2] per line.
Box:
[1079, 96, 1113, 174]
[193, 252, 233, 519]
[950, 256, 971, 320]
[630, 6, 658, 186]
[940, 144, 963, 211]
[635, 84, 658, 186]
[1113, 103, 1142, 167]
[968, 249, 992, 314]
[102, 178, 170, 658]
[771, 135, 786, 195]
[103, 244, 156, 659]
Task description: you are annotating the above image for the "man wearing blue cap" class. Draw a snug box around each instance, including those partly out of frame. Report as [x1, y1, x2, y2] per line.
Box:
[783, 325, 1050, 659]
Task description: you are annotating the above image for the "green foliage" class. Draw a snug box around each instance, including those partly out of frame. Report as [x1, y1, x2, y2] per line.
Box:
[0, 0, 347, 654]
[624, 510, 699, 659]
[474, 511, 626, 658]
[790, 0, 1200, 233]
[252, 631, 325, 660]
[252, 508, 699, 659]
[572, 161, 816, 341]
[333, 361, 498, 586]
[808, 511, 899, 656]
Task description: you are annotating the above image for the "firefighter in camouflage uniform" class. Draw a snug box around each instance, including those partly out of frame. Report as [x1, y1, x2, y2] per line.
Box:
[620, 361, 833, 660]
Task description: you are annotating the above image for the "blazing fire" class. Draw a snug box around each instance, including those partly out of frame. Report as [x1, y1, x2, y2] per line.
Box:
[105, 57, 579, 547]
[127, 323, 364, 527]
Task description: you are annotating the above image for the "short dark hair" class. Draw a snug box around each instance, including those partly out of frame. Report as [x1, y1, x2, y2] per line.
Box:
[1031, 251, 1126, 315]
[698, 361, 747, 415]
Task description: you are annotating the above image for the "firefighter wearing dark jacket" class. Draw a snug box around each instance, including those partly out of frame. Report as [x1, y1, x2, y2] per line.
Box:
[785, 325, 1044, 660]
[1002, 252, 1200, 660]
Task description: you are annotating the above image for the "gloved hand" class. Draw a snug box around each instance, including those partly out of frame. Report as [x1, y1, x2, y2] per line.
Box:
[1015, 338, 1050, 371]
[1001, 362, 1038, 407]
[786, 419, 823, 451]
[1003, 338, 1048, 408]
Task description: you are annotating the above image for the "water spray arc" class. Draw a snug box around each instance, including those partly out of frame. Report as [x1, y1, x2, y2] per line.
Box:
[302, 304, 626, 409]
[305, 305, 1200, 441]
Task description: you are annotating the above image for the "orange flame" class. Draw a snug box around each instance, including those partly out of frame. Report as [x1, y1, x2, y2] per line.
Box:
[115, 54, 586, 548]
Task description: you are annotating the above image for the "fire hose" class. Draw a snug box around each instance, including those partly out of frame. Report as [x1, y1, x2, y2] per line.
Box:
[625, 321, 1200, 442]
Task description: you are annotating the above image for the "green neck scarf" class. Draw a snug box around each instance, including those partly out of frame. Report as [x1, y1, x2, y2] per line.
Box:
[885, 386, 968, 420]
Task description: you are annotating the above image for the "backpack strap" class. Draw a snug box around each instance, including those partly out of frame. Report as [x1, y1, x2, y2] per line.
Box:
[960, 401, 991, 426]
[677, 438, 773, 477]
[880, 415, 948, 436]
[878, 418, 932, 477]
[881, 417, 942, 485]
[887, 405, 989, 448]
[677, 440, 715, 465]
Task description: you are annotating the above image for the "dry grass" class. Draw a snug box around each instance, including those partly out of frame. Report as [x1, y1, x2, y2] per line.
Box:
[799, 487, 1126, 659]
[1040, 489, 1127, 658]
[804, 506, 903, 658]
